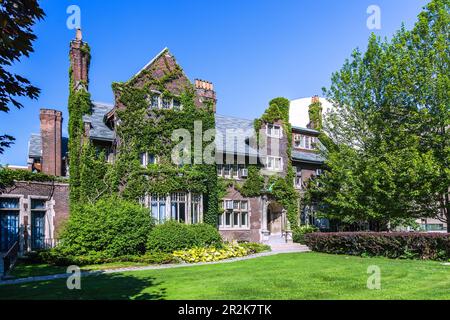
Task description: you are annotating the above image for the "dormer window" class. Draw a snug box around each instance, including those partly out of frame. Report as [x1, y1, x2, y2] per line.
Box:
[294, 134, 317, 150]
[266, 124, 282, 138]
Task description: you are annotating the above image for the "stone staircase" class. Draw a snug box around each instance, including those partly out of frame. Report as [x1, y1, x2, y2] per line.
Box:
[265, 235, 310, 253]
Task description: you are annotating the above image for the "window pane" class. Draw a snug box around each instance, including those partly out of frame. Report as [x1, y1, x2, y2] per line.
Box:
[233, 212, 239, 227]
[148, 154, 155, 164]
[171, 203, 178, 220]
[151, 95, 159, 109]
[233, 201, 240, 209]
[241, 212, 248, 227]
[225, 212, 232, 226]
[0, 198, 19, 209]
[241, 201, 248, 210]
[31, 199, 46, 210]
[162, 97, 171, 109]
[179, 203, 186, 222]
[159, 203, 166, 223]
[173, 99, 181, 110]
[217, 164, 223, 175]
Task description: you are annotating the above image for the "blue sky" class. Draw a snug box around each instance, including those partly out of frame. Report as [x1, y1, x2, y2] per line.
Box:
[0, 0, 428, 165]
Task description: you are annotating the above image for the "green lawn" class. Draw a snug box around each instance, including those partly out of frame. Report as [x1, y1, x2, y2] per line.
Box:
[1, 253, 449, 300]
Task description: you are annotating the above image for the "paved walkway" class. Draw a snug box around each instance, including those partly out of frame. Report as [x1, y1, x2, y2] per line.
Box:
[0, 243, 310, 286]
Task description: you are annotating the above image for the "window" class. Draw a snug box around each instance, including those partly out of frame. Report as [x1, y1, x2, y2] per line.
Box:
[232, 165, 239, 179]
[239, 164, 248, 177]
[162, 97, 171, 109]
[148, 92, 182, 110]
[223, 164, 231, 177]
[266, 156, 283, 171]
[171, 193, 186, 223]
[294, 134, 316, 150]
[151, 194, 166, 224]
[31, 199, 46, 250]
[0, 198, 19, 251]
[217, 164, 223, 176]
[191, 194, 201, 224]
[150, 94, 160, 109]
[217, 164, 248, 179]
[139, 152, 157, 167]
[173, 99, 181, 110]
[266, 124, 282, 138]
[219, 200, 249, 229]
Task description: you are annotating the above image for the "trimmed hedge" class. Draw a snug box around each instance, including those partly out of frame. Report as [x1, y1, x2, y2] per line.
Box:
[147, 221, 222, 253]
[292, 225, 319, 244]
[304, 232, 450, 261]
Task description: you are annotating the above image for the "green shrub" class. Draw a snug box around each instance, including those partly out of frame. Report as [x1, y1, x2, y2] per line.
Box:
[293, 225, 319, 244]
[238, 242, 271, 254]
[147, 221, 222, 253]
[190, 223, 223, 248]
[304, 232, 450, 261]
[58, 197, 154, 258]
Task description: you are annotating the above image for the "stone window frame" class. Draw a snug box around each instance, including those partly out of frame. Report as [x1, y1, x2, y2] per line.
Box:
[142, 192, 203, 225]
[218, 199, 250, 230]
[294, 134, 317, 150]
[139, 152, 159, 167]
[217, 164, 248, 180]
[0, 194, 54, 252]
[147, 90, 183, 111]
[266, 123, 282, 139]
[265, 156, 283, 172]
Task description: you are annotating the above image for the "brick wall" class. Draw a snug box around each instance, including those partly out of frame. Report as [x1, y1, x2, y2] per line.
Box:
[219, 186, 263, 243]
[1, 181, 69, 239]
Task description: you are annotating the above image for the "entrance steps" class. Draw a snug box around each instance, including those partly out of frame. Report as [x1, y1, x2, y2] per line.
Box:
[265, 235, 310, 253]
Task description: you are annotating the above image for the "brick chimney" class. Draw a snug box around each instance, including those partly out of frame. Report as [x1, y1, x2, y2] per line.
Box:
[195, 79, 217, 112]
[308, 95, 323, 130]
[40, 109, 63, 176]
[69, 28, 89, 90]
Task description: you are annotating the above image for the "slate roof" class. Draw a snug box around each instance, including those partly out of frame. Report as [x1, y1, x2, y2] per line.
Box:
[28, 135, 69, 159]
[83, 102, 115, 141]
[28, 134, 42, 158]
[215, 114, 258, 157]
[292, 150, 326, 164]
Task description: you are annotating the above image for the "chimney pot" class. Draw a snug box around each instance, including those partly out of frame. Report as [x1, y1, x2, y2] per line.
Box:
[76, 28, 82, 41]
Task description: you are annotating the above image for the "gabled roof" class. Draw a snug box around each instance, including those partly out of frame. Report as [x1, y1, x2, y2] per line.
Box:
[83, 102, 115, 141]
[131, 47, 169, 80]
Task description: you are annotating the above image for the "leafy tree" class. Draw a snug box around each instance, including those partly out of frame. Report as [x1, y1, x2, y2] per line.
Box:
[308, 0, 449, 231]
[0, 0, 44, 153]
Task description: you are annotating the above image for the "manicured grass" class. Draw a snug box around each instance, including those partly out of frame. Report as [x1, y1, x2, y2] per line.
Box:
[1, 253, 449, 300]
[10, 261, 150, 279]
